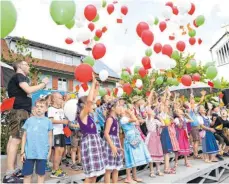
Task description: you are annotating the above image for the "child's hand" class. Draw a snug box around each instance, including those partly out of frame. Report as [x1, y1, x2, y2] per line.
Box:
[111, 146, 118, 157]
[21, 153, 26, 163]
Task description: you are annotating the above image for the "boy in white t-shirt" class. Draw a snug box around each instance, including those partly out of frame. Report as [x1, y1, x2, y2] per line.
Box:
[48, 92, 69, 178]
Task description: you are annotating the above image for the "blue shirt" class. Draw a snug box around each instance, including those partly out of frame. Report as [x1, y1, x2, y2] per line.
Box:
[93, 111, 101, 134]
[189, 110, 199, 127]
[22, 116, 53, 160]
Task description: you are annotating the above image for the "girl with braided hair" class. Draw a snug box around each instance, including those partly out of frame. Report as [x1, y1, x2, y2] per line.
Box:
[76, 74, 107, 183]
[104, 99, 123, 183]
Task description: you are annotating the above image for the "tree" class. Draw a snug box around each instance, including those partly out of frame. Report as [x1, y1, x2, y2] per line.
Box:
[1, 37, 41, 85]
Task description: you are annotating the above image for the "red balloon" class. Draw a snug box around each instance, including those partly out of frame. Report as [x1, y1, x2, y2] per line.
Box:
[81, 83, 89, 92]
[193, 20, 198, 27]
[84, 5, 97, 21]
[95, 29, 103, 38]
[107, 4, 114, 14]
[123, 83, 133, 95]
[74, 64, 93, 83]
[165, 2, 173, 8]
[65, 38, 73, 44]
[83, 40, 90, 45]
[114, 88, 118, 96]
[141, 30, 154, 46]
[162, 44, 173, 57]
[136, 22, 149, 37]
[192, 73, 200, 82]
[154, 43, 162, 53]
[208, 81, 214, 88]
[125, 68, 131, 75]
[176, 41, 186, 52]
[169, 35, 175, 40]
[92, 43, 106, 60]
[142, 57, 151, 70]
[172, 6, 179, 15]
[88, 23, 95, 31]
[121, 5, 128, 15]
[106, 88, 111, 96]
[198, 38, 202, 45]
[159, 21, 167, 32]
[188, 3, 195, 15]
[181, 75, 192, 86]
[139, 67, 147, 78]
[102, 26, 107, 33]
[146, 91, 151, 97]
[189, 37, 196, 45]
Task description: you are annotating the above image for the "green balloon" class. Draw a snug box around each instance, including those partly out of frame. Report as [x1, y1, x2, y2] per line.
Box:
[92, 14, 100, 22]
[167, 77, 173, 85]
[99, 88, 107, 97]
[65, 19, 75, 29]
[213, 79, 221, 89]
[171, 50, 180, 60]
[83, 56, 95, 67]
[121, 71, 130, 81]
[1, 1, 17, 38]
[134, 66, 141, 73]
[206, 66, 217, 80]
[94, 36, 100, 41]
[173, 78, 179, 86]
[50, 0, 76, 25]
[204, 62, 214, 70]
[102, 0, 107, 8]
[195, 15, 205, 27]
[145, 48, 152, 57]
[188, 29, 196, 37]
[154, 17, 159, 25]
[190, 59, 197, 69]
[156, 77, 163, 85]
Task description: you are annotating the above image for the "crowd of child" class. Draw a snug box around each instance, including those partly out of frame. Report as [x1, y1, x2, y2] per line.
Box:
[5, 74, 229, 183]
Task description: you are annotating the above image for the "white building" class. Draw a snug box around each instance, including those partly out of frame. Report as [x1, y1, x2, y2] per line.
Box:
[210, 31, 229, 80]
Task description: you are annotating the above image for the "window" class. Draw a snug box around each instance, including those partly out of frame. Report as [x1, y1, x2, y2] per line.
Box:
[217, 41, 229, 66]
[64, 56, 73, 65]
[55, 53, 73, 65]
[58, 78, 67, 91]
[56, 54, 64, 63]
[31, 47, 43, 59]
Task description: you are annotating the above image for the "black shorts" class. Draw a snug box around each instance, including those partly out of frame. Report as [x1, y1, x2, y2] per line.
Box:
[54, 134, 66, 147]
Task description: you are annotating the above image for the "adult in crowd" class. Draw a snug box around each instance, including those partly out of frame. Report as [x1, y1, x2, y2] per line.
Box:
[3, 60, 49, 183]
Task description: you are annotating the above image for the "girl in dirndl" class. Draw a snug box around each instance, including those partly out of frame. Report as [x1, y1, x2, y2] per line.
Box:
[145, 107, 164, 177]
[174, 109, 193, 167]
[197, 105, 219, 163]
[104, 99, 123, 183]
[76, 74, 107, 183]
[120, 105, 152, 183]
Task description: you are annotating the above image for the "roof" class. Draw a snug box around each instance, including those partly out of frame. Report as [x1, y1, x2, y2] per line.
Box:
[210, 31, 229, 51]
[5, 36, 82, 57]
[1, 38, 120, 81]
[93, 60, 119, 79]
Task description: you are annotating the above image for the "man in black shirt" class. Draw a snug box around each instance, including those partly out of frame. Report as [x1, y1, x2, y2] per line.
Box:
[3, 60, 49, 183]
[212, 109, 229, 157]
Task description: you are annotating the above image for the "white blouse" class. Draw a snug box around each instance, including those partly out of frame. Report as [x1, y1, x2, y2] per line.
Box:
[146, 118, 163, 132]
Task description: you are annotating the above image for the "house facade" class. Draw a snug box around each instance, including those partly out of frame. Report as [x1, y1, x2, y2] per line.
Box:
[210, 31, 229, 81]
[1, 37, 119, 92]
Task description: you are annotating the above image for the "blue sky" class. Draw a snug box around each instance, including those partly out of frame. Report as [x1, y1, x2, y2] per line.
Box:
[9, 0, 229, 73]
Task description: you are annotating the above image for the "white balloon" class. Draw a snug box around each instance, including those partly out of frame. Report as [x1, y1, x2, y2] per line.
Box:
[78, 86, 90, 98]
[176, 0, 190, 15]
[135, 79, 143, 88]
[99, 70, 109, 82]
[162, 6, 173, 19]
[147, 15, 155, 26]
[153, 55, 176, 70]
[64, 99, 78, 121]
[75, 19, 85, 28]
[75, 27, 92, 42]
[117, 88, 124, 97]
[121, 54, 135, 68]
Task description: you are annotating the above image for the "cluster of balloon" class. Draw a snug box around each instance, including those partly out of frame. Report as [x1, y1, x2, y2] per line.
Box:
[1, 0, 17, 38]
